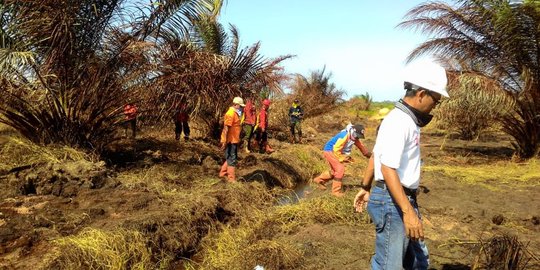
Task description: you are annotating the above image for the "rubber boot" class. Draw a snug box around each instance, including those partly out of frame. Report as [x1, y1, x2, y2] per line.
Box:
[265, 144, 275, 154]
[312, 171, 333, 190]
[226, 167, 236, 183]
[219, 161, 228, 178]
[244, 143, 251, 153]
[331, 179, 344, 197]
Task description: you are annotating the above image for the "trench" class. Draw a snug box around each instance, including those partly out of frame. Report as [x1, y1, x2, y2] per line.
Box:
[276, 181, 310, 205]
[241, 168, 311, 205]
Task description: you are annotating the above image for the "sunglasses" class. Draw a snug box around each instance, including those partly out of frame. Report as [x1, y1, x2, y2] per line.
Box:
[425, 90, 441, 106]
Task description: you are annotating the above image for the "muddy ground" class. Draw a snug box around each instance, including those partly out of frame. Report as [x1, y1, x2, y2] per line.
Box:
[0, 107, 539, 269]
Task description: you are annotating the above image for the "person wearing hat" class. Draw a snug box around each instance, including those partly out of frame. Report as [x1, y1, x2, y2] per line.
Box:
[288, 99, 304, 143]
[173, 100, 190, 141]
[255, 99, 274, 154]
[219, 96, 245, 182]
[241, 90, 258, 153]
[312, 123, 371, 197]
[353, 60, 449, 269]
[374, 107, 390, 121]
[123, 101, 138, 139]
[374, 107, 390, 134]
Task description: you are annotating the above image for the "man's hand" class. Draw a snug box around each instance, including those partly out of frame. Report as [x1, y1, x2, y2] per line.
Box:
[220, 142, 227, 151]
[403, 207, 424, 241]
[353, 189, 370, 213]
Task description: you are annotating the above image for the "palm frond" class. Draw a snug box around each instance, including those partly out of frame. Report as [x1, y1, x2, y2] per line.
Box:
[400, 0, 540, 158]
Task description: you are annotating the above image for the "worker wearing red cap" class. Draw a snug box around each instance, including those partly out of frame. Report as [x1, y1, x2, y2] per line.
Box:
[255, 99, 274, 154]
[241, 93, 257, 153]
[123, 102, 138, 138]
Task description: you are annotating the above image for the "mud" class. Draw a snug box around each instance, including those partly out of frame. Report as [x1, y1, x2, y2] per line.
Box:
[1, 117, 539, 269]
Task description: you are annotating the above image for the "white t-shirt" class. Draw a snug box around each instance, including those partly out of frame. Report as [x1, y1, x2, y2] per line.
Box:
[373, 108, 421, 189]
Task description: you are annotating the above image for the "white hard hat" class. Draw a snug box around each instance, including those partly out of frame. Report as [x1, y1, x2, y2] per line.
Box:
[403, 60, 449, 97]
[233, 96, 245, 107]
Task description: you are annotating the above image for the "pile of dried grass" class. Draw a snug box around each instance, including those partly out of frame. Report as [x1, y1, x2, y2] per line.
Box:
[0, 136, 94, 172]
[472, 234, 536, 270]
[53, 228, 153, 269]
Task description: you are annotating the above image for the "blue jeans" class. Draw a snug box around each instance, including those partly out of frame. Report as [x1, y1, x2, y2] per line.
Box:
[225, 143, 238, 167]
[367, 185, 429, 270]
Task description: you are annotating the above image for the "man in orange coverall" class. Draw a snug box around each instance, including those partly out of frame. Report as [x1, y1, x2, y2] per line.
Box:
[219, 97, 245, 182]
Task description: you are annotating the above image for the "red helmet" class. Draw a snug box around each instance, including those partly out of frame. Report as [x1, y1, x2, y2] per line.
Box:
[262, 99, 271, 106]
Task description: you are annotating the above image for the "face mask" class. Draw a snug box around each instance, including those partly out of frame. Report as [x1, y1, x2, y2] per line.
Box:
[396, 99, 433, 127]
[351, 129, 364, 140]
[234, 107, 243, 116]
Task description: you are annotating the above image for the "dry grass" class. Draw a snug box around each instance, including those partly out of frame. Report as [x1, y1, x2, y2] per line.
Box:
[273, 195, 370, 233]
[53, 228, 153, 270]
[472, 234, 535, 270]
[424, 158, 540, 189]
[197, 221, 303, 270]
[193, 194, 370, 270]
[116, 163, 196, 195]
[0, 135, 94, 172]
[268, 143, 328, 185]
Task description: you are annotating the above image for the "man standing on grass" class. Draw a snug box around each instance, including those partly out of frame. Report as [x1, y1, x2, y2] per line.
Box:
[219, 96, 245, 183]
[123, 101, 138, 139]
[288, 99, 304, 143]
[354, 60, 448, 269]
[241, 91, 257, 153]
[255, 99, 274, 154]
[174, 101, 190, 141]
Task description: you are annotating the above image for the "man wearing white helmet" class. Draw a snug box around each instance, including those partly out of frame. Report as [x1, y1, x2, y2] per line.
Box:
[219, 96, 245, 182]
[354, 60, 448, 269]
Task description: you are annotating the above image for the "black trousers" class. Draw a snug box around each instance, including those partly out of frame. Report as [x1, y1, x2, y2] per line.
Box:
[124, 118, 137, 138]
[175, 121, 190, 138]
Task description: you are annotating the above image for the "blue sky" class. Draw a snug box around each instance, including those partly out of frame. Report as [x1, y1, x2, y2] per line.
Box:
[220, 0, 452, 101]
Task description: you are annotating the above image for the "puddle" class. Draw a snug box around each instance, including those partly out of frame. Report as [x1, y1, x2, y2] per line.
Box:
[277, 181, 311, 205]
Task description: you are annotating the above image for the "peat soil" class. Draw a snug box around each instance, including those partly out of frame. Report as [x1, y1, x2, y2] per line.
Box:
[0, 119, 539, 269]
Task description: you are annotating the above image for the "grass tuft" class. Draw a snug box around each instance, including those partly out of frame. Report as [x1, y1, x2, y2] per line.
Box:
[424, 158, 540, 188]
[194, 195, 370, 269]
[0, 136, 93, 171]
[53, 228, 153, 270]
[273, 195, 370, 233]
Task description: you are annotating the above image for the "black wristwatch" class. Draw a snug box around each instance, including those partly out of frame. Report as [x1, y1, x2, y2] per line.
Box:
[360, 183, 371, 191]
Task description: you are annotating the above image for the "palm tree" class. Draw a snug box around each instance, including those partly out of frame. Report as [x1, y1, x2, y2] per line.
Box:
[289, 67, 345, 118]
[399, 0, 540, 158]
[0, 0, 214, 152]
[151, 13, 292, 138]
[436, 71, 513, 140]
